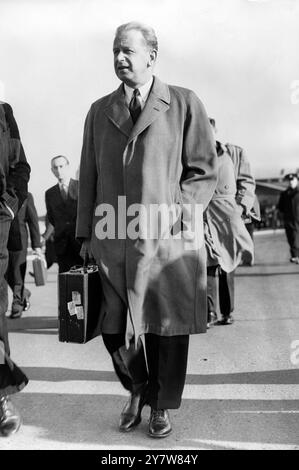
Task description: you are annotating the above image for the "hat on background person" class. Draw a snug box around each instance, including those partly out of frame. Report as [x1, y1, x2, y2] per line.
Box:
[283, 173, 298, 181]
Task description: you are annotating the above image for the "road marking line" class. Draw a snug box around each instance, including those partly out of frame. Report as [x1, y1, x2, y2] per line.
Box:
[225, 410, 299, 414]
[21, 381, 299, 400]
[187, 439, 299, 450]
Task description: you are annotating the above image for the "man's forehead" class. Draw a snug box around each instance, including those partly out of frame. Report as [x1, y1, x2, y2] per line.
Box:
[52, 157, 67, 167]
[113, 29, 147, 48]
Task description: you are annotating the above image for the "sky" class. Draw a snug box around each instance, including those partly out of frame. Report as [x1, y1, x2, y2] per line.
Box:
[1, 0, 299, 215]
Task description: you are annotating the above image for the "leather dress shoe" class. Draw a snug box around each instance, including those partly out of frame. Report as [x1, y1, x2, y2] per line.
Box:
[119, 385, 147, 432]
[148, 408, 172, 438]
[10, 304, 23, 319]
[207, 311, 218, 329]
[217, 314, 234, 325]
[0, 396, 22, 437]
[23, 290, 31, 312]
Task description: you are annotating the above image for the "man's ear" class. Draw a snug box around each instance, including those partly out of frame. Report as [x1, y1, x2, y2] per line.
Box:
[148, 49, 157, 67]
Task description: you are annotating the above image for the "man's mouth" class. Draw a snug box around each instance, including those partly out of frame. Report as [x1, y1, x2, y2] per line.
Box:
[117, 65, 129, 71]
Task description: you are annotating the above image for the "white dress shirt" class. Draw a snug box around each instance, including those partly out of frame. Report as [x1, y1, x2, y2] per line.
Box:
[124, 77, 154, 110]
[5, 203, 15, 219]
[59, 178, 71, 192]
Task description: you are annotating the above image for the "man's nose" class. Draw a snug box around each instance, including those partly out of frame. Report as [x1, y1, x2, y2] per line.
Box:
[115, 51, 125, 62]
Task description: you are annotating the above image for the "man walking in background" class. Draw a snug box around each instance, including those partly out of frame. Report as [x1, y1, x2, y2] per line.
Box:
[45, 155, 81, 273]
[0, 101, 30, 436]
[205, 118, 255, 326]
[7, 192, 42, 318]
[278, 173, 299, 264]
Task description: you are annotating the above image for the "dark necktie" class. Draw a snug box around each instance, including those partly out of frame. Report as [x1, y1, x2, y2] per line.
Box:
[129, 89, 142, 124]
[61, 184, 68, 202]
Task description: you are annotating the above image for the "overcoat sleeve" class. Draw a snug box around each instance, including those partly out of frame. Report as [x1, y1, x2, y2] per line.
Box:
[2, 103, 31, 214]
[180, 92, 217, 210]
[277, 191, 285, 214]
[76, 105, 97, 240]
[25, 192, 41, 249]
[45, 189, 54, 228]
[226, 143, 255, 215]
[236, 147, 255, 214]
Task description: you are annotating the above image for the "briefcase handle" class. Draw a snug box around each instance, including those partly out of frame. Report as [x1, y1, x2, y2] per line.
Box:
[68, 253, 98, 274]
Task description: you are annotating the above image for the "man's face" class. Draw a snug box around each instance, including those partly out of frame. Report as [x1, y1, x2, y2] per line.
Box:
[51, 157, 69, 183]
[289, 177, 298, 189]
[113, 29, 155, 88]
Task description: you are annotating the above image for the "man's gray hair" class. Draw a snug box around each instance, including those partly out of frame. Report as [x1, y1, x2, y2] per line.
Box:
[115, 22, 158, 52]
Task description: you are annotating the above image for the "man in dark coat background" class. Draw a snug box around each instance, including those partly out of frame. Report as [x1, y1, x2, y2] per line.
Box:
[0, 101, 30, 436]
[77, 21, 217, 438]
[45, 155, 82, 273]
[7, 192, 42, 318]
[278, 173, 299, 264]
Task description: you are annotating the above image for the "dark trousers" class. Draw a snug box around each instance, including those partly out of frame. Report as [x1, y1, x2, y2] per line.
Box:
[6, 249, 30, 307]
[45, 239, 57, 269]
[0, 203, 28, 394]
[0, 210, 11, 356]
[102, 333, 189, 409]
[207, 265, 235, 317]
[285, 222, 299, 257]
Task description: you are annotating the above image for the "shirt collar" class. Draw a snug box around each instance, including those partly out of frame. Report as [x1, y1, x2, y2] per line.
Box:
[124, 76, 154, 106]
[216, 140, 227, 156]
[59, 178, 71, 189]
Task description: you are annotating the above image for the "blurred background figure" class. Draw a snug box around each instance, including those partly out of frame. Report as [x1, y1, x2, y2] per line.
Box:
[205, 118, 255, 327]
[45, 155, 81, 273]
[6, 192, 42, 319]
[278, 173, 299, 264]
[41, 215, 57, 270]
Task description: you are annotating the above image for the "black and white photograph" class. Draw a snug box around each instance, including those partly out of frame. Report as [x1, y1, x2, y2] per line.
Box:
[0, 0, 299, 453]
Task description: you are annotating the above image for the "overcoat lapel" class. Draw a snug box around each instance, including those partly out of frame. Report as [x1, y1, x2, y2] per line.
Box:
[128, 77, 170, 144]
[104, 85, 133, 137]
[104, 77, 170, 142]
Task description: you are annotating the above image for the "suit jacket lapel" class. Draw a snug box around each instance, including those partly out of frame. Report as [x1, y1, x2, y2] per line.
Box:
[104, 85, 133, 137]
[68, 178, 78, 200]
[128, 76, 170, 144]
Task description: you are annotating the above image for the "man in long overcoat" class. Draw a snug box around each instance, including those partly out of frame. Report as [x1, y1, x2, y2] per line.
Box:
[77, 21, 217, 438]
[205, 118, 255, 326]
[0, 102, 30, 436]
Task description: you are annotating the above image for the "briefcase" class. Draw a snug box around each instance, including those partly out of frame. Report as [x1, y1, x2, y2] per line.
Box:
[32, 255, 47, 286]
[58, 264, 102, 344]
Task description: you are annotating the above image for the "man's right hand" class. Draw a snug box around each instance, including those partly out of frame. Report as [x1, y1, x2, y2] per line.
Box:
[80, 239, 93, 260]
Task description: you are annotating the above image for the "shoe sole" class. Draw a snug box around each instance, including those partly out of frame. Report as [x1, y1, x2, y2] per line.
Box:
[119, 416, 142, 432]
[148, 428, 173, 438]
[9, 313, 23, 319]
[0, 418, 21, 437]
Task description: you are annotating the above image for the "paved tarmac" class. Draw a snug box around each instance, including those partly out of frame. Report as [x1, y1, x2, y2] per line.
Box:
[1, 230, 299, 450]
